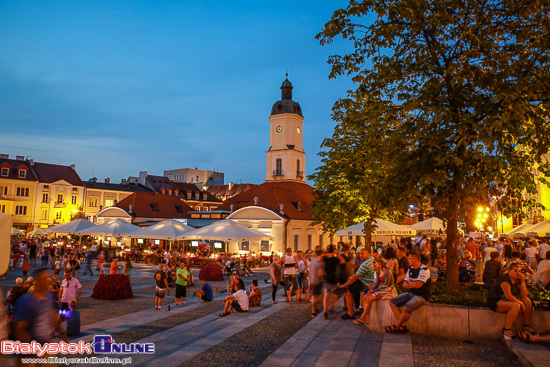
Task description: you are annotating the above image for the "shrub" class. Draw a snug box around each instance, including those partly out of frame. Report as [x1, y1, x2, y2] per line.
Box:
[91, 274, 133, 300]
[199, 262, 224, 281]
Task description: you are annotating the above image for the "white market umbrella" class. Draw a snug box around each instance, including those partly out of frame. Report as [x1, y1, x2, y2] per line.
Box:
[336, 218, 416, 237]
[408, 217, 446, 236]
[524, 221, 550, 237]
[11, 227, 25, 235]
[28, 227, 50, 236]
[501, 222, 535, 238]
[75, 218, 140, 236]
[0, 212, 12, 273]
[45, 218, 96, 234]
[179, 219, 272, 241]
[126, 219, 194, 240]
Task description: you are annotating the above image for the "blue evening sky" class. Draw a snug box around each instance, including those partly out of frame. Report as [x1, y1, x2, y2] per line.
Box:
[0, 0, 354, 185]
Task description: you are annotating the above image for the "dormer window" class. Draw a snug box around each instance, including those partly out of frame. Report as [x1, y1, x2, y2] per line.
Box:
[1, 168, 8, 177]
[187, 193, 192, 200]
[203, 194, 207, 200]
[195, 193, 200, 200]
[175, 205, 183, 213]
[18, 169, 26, 178]
[150, 203, 159, 211]
[174, 191, 179, 197]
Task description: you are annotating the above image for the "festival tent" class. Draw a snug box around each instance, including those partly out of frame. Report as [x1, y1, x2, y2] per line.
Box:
[179, 219, 272, 241]
[126, 219, 194, 240]
[0, 212, 12, 274]
[524, 221, 550, 237]
[11, 227, 24, 235]
[408, 217, 446, 236]
[75, 218, 140, 236]
[501, 222, 535, 238]
[335, 218, 416, 237]
[45, 219, 97, 234]
[28, 227, 50, 236]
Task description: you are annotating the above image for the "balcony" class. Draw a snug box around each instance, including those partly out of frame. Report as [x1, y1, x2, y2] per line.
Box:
[272, 170, 284, 177]
[54, 201, 67, 208]
[0, 194, 15, 201]
[296, 170, 304, 178]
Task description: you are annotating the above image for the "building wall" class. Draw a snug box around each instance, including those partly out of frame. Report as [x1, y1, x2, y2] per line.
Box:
[0, 178, 37, 228]
[164, 168, 224, 186]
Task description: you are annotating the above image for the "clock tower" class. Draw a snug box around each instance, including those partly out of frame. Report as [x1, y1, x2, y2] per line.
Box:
[266, 76, 306, 182]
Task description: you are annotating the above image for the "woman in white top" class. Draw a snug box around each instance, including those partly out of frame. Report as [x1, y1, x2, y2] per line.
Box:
[525, 240, 539, 270]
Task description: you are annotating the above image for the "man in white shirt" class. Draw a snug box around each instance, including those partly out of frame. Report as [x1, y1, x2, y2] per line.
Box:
[539, 241, 549, 261]
[59, 270, 82, 310]
[534, 252, 550, 289]
[219, 281, 249, 316]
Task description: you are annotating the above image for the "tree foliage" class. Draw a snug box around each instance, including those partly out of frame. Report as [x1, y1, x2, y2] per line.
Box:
[314, 0, 550, 290]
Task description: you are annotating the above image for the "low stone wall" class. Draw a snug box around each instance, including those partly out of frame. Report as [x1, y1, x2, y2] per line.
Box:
[368, 299, 550, 340]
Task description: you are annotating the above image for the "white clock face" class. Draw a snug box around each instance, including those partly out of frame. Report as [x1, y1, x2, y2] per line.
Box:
[297, 127, 301, 134]
[276, 125, 283, 133]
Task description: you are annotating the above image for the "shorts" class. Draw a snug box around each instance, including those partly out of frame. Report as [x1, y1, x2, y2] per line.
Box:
[284, 275, 298, 292]
[297, 273, 303, 289]
[389, 292, 427, 314]
[155, 286, 166, 298]
[346, 280, 368, 297]
[200, 293, 212, 302]
[175, 284, 187, 298]
[311, 283, 323, 296]
[323, 282, 338, 293]
[232, 301, 247, 313]
[299, 273, 309, 290]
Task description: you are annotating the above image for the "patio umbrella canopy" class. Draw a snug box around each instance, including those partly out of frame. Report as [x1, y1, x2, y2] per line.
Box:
[126, 219, 194, 240]
[179, 219, 272, 241]
[524, 221, 550, 237]
[501, 222, 535, 238]
[408, 217, 446, 236]
[75, 218, 140, 236]
[28, 227, 50, 236]
[11, 227, 25, 235]
[336, 218, 416, 237]
[0, 212, 12, 274]
[45, 218, 96, 234]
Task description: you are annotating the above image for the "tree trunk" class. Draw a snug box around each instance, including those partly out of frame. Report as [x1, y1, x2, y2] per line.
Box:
[363, 219, 373, 253]
[445, 204, 460, 292]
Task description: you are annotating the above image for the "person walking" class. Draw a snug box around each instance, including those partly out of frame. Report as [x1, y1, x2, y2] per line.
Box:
[84, 249, 94, 276]
[59, 270, 82, 311]
[175, 262, 189, 305]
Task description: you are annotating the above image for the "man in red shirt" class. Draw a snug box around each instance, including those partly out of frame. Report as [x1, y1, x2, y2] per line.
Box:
[465, 238, 479, 260]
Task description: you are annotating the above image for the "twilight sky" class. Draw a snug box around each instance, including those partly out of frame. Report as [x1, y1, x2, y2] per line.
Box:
[0, 0, 355, 185]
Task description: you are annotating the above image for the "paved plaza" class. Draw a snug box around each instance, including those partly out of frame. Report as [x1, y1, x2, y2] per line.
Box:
[1, 262, 548, 367]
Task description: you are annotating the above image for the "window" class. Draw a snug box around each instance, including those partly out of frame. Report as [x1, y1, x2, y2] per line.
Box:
[71, 195, 77, 205]
[297, 159, 301, 176]
[41, 209, 48, 220]
[42, 193, 49, 203]
[1, 168, 8, 177]
[105, 199, 115, 207]
[55, 211, 62, 220]
[57, 194, 63, 203]
[0, 205, 5, 213]
[175, 205, 183, 213]
[209, 177, 213, 181]
[18, 169, 26, 178]
[203, 193, 207, 200]
[240, 241, 250, 251]
[276, 159, 282, 175]
[72, 187, 78, 192]
[195, 193, 200, 200]
[187, 193, 192, 200]
[150, 203, 159, 211]
[195, 206, 201, 211]
[307, 234, 312, 250]
[43, 185, 49, 189]
[16, 187, 29, 197]
[203, 206, 209, 211]
[294, 234, 299, 252]
[319, 234, 324, 247]
[0, 186, 7, 196]
[15, 206, 27, 215]
[260, 241, 270, 252]
[89, 198, 98, 207]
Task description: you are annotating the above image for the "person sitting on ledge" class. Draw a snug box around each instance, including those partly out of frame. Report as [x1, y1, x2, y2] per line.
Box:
[219, 281, 249, 316]
[385, 252, 431, 333]
[248, 279, 262, 306]
[195, 278, 213, 302]
[459, 250, 476, 283]
[487, 262, 538, 339]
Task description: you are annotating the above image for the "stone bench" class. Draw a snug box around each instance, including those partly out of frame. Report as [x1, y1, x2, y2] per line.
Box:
[367, 299, 550, 340]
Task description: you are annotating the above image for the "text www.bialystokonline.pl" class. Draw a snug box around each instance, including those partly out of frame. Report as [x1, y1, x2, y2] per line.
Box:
[20, 356, 133, 365]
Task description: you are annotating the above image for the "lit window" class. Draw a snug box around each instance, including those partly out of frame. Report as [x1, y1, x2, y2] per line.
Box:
[55, 211, 62, 220]
[57, 194, 63, 203]
[261, 241, 270, 252]
[18, 170, 26, 178]
[89, 198, 98, 207]
[1, 168, 8, 177]
[105, 199, 115, 207]
[240, 241, 250, 251]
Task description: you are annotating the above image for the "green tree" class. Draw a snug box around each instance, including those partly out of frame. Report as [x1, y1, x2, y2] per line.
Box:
[316, 0, 550, 290]
[70, 205, 87, 221]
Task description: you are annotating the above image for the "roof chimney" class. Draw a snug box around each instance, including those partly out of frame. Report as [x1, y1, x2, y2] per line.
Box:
[16, 156, 24, 161]
[121, 179, 127, 186]
[254, 196, 259, 205]
[29, 159, 34, 165]
[228, 182, 234, 191]
[139, 171, 147, 186]
[0, 154, 8, 159]
[70, 164, 76, 171]
[105, 177, 110, 184]
[230, 204, 234, 213]
[129, 204, 133, 214]
[279, 203, 284, 215]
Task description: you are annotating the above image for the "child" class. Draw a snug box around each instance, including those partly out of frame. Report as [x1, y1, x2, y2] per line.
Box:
[66, 300, 81, 336]
[195, 278, 214, 302]
[22, 257, 30, 278]
[54, 256, 61, 277]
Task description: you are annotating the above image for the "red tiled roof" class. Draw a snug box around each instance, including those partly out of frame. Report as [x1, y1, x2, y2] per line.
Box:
[0, 159, 37, 182]
[216, 181, 314, 220]
[173, 182, 221, 202]
[31, 162, 84, 186]
[116, 191, 193, 219]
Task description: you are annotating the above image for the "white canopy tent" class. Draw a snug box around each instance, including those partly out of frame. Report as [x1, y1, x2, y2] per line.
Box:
[408, 217, 446, 237]
[0, 212, 12, 274]
[75, 218, 140, 236]
[11, 227, 24, 236]
[45, 219, 97, 234]
[501, 222, 535, 238]
[180, 219, 273, 242]
[126, 219, 194, 240]
[28, 227, 50, 236]
[335, 218, 416, 237]
[524, 221, 550, 237]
